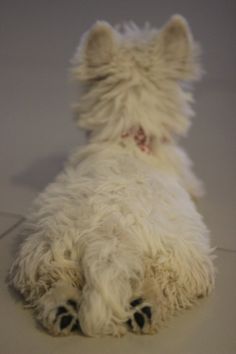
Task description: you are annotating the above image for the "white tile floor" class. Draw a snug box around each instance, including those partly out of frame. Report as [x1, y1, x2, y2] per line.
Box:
[1, 1, 236, 353]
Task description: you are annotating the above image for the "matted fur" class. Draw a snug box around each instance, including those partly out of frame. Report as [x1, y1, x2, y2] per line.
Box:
[9, 15, 215, 337]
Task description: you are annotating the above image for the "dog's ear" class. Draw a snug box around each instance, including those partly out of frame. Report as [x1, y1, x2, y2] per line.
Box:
[82, 21, 118, 67]
[156, 15, 201, 80]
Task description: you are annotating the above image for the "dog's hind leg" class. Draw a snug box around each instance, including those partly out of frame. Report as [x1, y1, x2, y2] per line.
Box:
[10, 262, 82, 336]
[127, 247, 215, 335]
[9, 229, 83, 336]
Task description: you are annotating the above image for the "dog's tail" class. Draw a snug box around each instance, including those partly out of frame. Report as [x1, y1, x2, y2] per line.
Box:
[78, 235, 143, 336]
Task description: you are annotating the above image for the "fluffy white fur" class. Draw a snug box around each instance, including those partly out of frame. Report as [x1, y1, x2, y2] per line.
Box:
[9, 15, 215, 337]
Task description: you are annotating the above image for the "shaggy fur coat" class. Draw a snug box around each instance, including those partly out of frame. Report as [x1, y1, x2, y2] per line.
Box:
[9, 15, 215, 337]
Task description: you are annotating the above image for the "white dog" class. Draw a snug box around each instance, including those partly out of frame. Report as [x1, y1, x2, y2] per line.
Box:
[9, 15, 215, 337]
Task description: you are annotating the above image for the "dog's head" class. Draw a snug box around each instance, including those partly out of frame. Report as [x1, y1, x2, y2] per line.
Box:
[72, 16, 201, 144]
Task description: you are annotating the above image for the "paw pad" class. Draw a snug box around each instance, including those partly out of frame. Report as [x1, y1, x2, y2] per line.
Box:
[53, 299, 80, 334]
[60, 314, 73, 330]
[127, 298, 152, 332]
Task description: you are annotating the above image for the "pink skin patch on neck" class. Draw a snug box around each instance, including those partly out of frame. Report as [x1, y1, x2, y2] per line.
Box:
[121, 127, 152, 153]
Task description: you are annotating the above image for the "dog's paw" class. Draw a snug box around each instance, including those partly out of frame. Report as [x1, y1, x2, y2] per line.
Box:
[127, 298, 157, 335]
[37, 298, 81, 336]
[54, 299, 80, 334]
[36, 281, 81, 336]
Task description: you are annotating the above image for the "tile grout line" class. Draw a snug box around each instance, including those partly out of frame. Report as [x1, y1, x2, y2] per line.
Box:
[0, 218, 25, 240]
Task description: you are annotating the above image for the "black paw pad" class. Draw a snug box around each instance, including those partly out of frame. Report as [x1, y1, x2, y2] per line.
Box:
[127, 303, 153, 332]
[141, 306, 152, 320]
[134, 312, 145, 329]
[126, 318, 133, 329]
[60, 314, 73, 330]
[130, 298, 143, 307]
[57, 306, 68, 316]
[71, 320, 80, 332]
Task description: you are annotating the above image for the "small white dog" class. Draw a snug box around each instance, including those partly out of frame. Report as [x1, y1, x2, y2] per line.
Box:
[9, 15, 215, 337]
